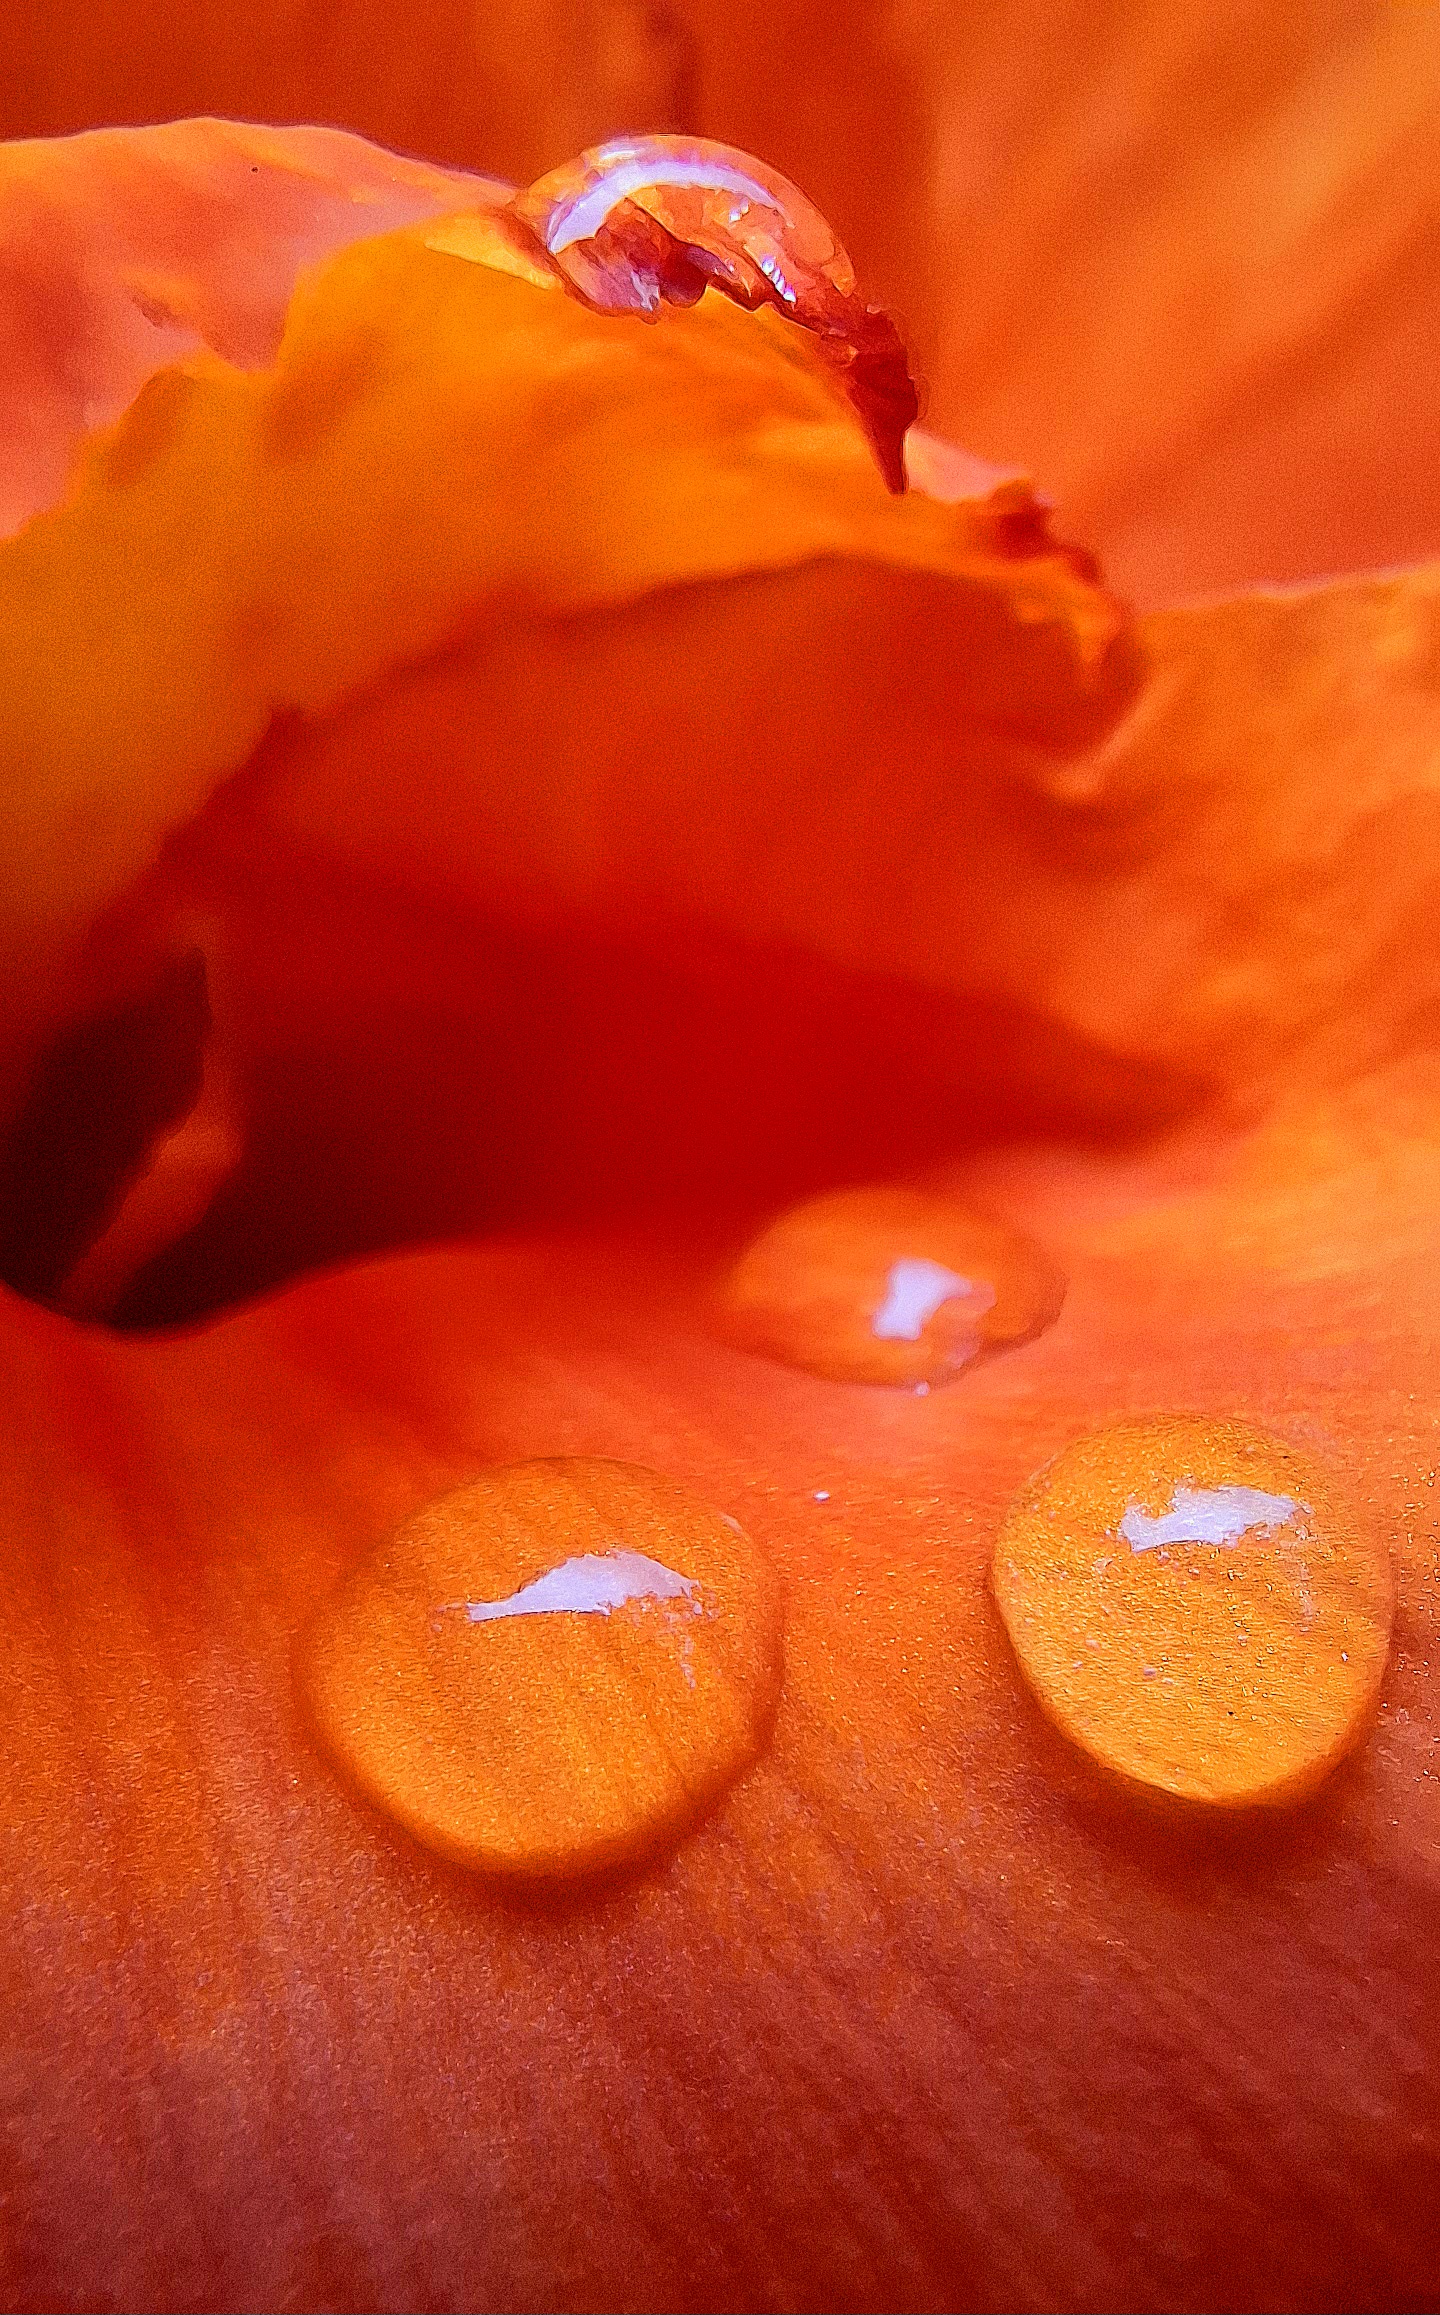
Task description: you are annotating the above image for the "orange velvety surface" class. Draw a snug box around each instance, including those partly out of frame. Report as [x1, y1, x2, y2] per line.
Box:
[1, 119, 1439, 2315]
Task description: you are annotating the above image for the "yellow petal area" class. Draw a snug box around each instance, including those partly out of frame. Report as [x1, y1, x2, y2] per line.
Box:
[0, 150, 1134, 1099]
[0, 118, 510, 539]
[298, 1456, 784, 1877]
[992, 1416, 1394, 1809]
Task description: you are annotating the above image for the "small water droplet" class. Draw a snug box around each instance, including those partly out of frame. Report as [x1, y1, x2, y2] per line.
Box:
[717, 1184, 1065, 1387]
[297, 1459, 784, 1878]
[991, 1417, 1394, 1808]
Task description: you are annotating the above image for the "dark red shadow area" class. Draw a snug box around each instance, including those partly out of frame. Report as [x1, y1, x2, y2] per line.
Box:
[0, 820, 1206, 1332]
[117, 837, 1206, 1324]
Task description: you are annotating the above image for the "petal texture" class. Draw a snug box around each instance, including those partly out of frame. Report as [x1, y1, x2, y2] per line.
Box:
[0, 122, 1133, 1128]
[1, 1063, 1436, 2312]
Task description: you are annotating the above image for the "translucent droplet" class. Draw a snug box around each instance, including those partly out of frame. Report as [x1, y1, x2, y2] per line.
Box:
[717, 1184, 1065, 1387]
[298, 1459, 784, 1878]
[509, 135, 918, 492]
[992, 1417, 1394, 1808]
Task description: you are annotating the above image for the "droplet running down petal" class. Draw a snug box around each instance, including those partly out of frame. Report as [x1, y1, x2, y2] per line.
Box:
[510, 135, 919, 492]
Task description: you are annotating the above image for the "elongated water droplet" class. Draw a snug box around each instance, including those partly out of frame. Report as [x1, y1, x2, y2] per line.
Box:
[298, 1459, 784, 1879]
[717, 1184, 1064, 1386]
[992, 1418, 1394, 1808]
[510, 135, 918, 492]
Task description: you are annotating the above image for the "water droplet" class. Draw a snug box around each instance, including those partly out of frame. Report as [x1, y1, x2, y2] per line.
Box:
[992, 1418, 1394, 1808]
[510, 135, 918, 492]
[298, 1459, 784, 1878]
[717, 1184, 1065, 1387]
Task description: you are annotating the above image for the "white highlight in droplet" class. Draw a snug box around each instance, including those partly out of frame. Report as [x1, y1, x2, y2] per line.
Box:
[543, 148, 778, 254]
[447, 1550, 699, 1623]
[1120, 1485, 1304, 1553]
[871, 1257, 992, 1341]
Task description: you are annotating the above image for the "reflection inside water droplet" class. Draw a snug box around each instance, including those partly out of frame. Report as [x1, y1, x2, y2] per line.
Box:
[298, 1459, 784, 1879]
[1120, 1485, 1304, 1553]
[871, 1256, 994, 1341]
[443, 1549, 699, 1623]
[992, 1417, 1394, 1808]
[717, 1183, 1064, 1386]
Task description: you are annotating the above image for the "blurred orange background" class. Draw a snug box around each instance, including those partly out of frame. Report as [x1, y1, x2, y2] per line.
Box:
[3, 0, 1439, 598]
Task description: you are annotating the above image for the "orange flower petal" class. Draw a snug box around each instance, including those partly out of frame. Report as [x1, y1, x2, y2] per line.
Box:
[1, 1057, 1435, 2308]
[1, 107, 1437, 2315]
[0, 119, 1135, 1256]
[144, 555, 1437, 1320]
[0, 117, 509, 539]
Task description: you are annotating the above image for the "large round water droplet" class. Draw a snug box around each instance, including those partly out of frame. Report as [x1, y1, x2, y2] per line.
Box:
[297, 1459, 784, 1878]
[992, 1417, 1394, 1808]
[717, 1184, 1064, 1386]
